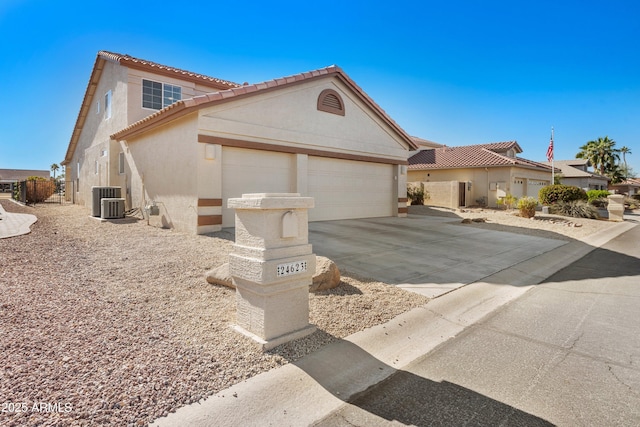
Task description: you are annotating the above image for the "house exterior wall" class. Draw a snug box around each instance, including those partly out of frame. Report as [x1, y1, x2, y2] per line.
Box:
[126, 68, 224, 125]
[125, 115, 199, 233]
[198, 79, 411, 162]
[408, 166, 551, 208]
[68, 60, 129, 207]
[562, 176, 608, 191]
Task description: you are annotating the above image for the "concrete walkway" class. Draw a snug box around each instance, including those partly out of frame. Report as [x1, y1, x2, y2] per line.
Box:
[152, 214, 637, 427]
[0, 200, 37, 239]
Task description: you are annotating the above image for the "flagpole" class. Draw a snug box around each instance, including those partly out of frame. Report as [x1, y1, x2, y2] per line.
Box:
[551, 127, 554, 184]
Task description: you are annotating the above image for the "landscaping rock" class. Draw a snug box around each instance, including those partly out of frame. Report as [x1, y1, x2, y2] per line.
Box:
[310, 256, 341, 292]
[205, 263, 233, 288]
[205, 256, 341, 292]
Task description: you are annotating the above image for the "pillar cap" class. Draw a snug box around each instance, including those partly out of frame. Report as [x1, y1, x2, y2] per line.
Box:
[228, 193, 315, 209]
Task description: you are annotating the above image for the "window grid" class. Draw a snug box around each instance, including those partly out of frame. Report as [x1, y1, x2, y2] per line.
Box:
[143, 79, 181, 110]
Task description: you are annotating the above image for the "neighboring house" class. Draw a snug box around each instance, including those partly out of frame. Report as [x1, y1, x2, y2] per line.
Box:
[0, 169, 50, 192]
[62, 51, 418, 234]
[546, 159, 609, 190]
[408, 141, 555, 208]
[609, 178, 640, 196]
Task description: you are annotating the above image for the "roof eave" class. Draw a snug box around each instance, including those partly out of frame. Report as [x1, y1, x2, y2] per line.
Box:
[62, 55, 106, 166]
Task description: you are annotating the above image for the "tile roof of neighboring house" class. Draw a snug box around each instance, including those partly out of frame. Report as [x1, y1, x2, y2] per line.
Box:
[0, 169, 50, 182]
[612, 177, 640, 187]
[62, 51, 240, 166]
[546, 160, 610, 180]
[111, 66, 419, 150]
[408, 141, 553, 172]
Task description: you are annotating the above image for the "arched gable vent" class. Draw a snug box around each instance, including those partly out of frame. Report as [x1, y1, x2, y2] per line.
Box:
[317, 89, 345, 116]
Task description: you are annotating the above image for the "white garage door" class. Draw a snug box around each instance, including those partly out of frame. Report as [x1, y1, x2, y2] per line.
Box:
[527, 179, 548, 199]
[222, 147, 293, 227]
[308, 156, 393, 222]
[511, 178, 524, 198]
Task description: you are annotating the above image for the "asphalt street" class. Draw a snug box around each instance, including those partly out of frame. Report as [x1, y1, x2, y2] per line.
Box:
[315, 223, 640, 426]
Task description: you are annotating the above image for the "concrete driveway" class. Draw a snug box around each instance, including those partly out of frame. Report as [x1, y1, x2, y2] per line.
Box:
[308, 215, 567, 298]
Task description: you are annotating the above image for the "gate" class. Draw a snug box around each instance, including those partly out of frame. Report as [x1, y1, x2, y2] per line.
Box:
[14, 180, 65, 205]
[459, 182, 466, 207]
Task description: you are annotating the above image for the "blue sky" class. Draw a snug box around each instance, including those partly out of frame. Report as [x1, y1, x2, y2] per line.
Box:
[1, 0, 638, 175]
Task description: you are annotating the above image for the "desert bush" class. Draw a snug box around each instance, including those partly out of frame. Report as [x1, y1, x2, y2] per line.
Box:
[497, 193, 517, 210]
[407, 183, 427, 205]
[517, 196, 538, 218]
[550, 200, 599, 219]
[625, 197, 639, 210]
[539, 185, 587, 205]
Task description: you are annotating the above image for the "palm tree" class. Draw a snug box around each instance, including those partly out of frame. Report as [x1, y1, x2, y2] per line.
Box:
[50, 163, 59, 180]
[576, 136, 619, 175]
[620, 146, 632, 170]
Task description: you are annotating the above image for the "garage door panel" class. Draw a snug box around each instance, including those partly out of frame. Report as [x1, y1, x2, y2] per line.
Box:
[222, 147, 293, 227]
[308, 157, 393, 222]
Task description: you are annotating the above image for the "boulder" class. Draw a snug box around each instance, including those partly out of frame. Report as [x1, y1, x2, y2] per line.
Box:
[205, 263, 233, 289]
[310, 256, 341, 292]
[205, 256, 341, 292]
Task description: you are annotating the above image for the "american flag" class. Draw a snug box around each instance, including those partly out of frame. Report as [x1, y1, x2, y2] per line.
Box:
[546, 133, 554, 162]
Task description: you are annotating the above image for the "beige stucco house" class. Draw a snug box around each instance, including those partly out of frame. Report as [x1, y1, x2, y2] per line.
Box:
[408, 141, 555, 208]
[546, 159, 609, 190]
[62, 51, 417, 234]
[610, 178, 640, 196]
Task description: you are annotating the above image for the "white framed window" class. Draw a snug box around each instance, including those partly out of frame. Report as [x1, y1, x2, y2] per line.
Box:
[95, 160, 99, 175]
[96, 100, 100, 114]
[118, 152, 125, 174]
[105, 90, 112, 119]
[142, 79, 181, 110]
[100, 149, 107, 157]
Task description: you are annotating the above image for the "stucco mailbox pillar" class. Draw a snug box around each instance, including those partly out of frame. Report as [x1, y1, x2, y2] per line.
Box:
[607, 194, 625, 221]
[228, 193, 316, 350]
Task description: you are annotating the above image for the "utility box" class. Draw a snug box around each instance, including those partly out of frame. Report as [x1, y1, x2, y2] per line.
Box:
[228, 193, 316, 350]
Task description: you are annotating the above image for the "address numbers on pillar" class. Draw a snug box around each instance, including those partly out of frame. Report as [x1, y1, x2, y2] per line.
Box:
[276, 260, 308, 277]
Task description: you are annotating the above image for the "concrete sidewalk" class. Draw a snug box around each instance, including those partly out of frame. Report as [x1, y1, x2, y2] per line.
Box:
[152, 216, 637, 427]
[0, 200, 37, 239]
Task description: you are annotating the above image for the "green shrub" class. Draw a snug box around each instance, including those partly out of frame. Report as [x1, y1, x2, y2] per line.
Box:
[497, 193, 517, 210]
[517, 196, 538, 218]
[539, 185, 588, 205]
[407, 183, 427, 205]
[586, 190, 610, 203]
[550, 200, 600, 219]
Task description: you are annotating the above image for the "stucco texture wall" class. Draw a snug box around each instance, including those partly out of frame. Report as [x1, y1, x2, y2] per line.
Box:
[198, 78, 412, 162]
[125, 115, 199, 233]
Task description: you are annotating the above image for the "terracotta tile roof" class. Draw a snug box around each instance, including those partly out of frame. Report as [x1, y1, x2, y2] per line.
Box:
[408, 141, 554, 172]
[111, 66, 418, 150]
[613, 178, 640, 187]
[98, 50, 240, 89]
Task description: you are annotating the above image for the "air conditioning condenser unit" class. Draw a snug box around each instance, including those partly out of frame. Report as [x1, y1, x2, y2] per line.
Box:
[92, 186, 122, 217]
[101, 198, 125, 219]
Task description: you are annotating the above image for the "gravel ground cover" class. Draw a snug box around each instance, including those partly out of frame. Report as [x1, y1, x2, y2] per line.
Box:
[0, 201, 428, 426]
